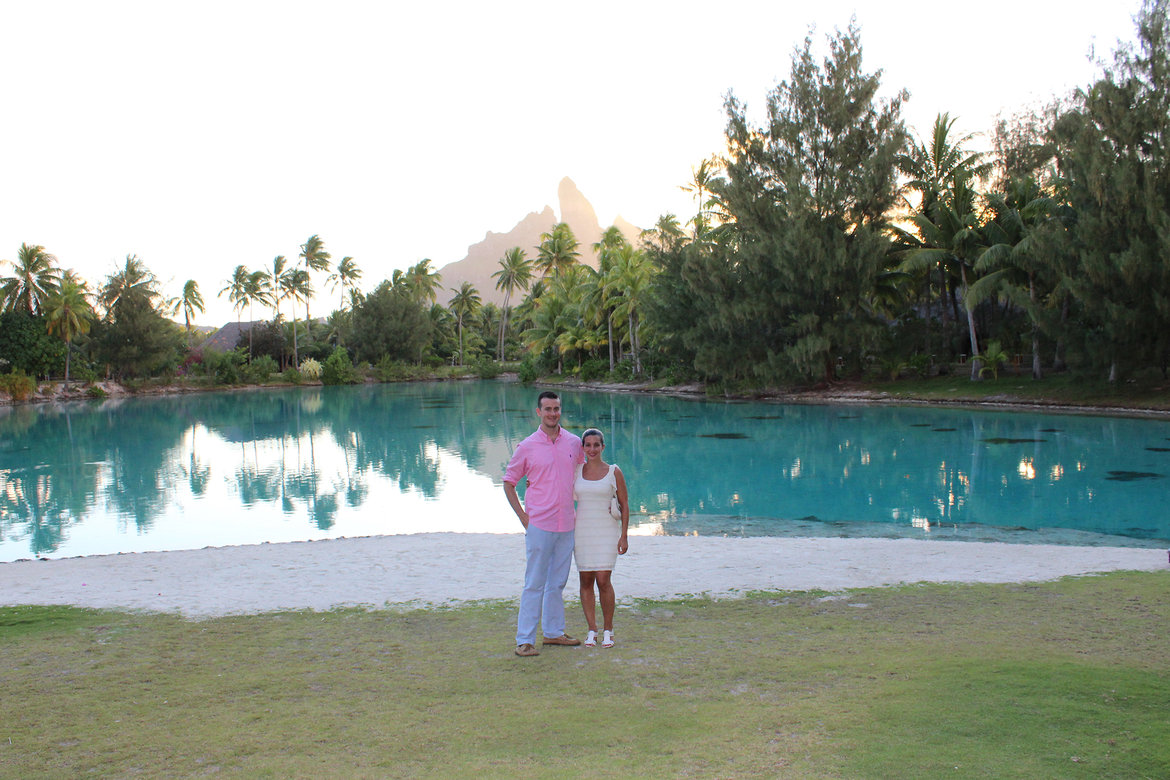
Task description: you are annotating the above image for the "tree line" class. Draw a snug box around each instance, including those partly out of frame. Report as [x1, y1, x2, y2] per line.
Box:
[4, 1, 1169, 391]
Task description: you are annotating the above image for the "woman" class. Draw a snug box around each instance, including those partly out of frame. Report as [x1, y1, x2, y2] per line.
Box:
[573, 427, 629, 648]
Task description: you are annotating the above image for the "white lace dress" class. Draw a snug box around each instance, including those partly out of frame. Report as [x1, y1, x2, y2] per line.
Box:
[573, 463, 621, 571]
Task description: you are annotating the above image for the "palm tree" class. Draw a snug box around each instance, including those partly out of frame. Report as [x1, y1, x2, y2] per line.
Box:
[99, 254, 160, 316]
[281, 268, 311, 367]
[639, 214, 686, 253]
[268, 256, 288, 320]
[898, 113, 992, 355]
[448, 282, 482, 366]
[609, 245, 652, 375]
[535, 223, 580, 279]
[896, 172, 986, 379]
[681, 157, 723, 238]
[219, 265, 250, 334]
[299, 234, 331, 337]
[590, 228, 630, 370]
[899, 113, 990, 214]
[491, 247, 533, 361]
[523, 290, 573, 373]
[1, 243, 60, 314]
[179, 280, 205, 332]
[44, 279, 94, 386]
[243, 270, 272, 359]
[555, 321, 601, 370]
[328, 256, 362, 312]
[405, 259, 442, 304]
[969, 177, 1062, 379]
[59, 268, 90, 292]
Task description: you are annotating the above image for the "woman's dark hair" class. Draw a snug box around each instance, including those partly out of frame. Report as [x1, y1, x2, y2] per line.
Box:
[582, 427, 604, 445]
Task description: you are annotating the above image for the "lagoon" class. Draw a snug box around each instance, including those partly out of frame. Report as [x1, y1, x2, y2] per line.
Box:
[1, 381, 1168, 562]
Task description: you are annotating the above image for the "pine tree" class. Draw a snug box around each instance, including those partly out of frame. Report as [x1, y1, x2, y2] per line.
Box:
[1055, 0, 1170, 380]
[706, 22, 907, 384]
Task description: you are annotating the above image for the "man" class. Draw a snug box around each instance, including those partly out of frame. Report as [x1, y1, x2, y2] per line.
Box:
[503, 390, 584, 657]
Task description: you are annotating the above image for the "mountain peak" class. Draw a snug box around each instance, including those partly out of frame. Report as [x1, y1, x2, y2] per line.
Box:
[436, 179, 640, 305]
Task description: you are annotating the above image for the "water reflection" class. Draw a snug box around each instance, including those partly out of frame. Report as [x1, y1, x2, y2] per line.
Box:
[2, 383, 1169, 560]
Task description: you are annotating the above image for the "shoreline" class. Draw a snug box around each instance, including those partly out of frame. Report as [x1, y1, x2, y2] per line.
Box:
[545, 378, 1170, 419]
[4, 373, 1170, 419]
[1, 533, 1165, 618]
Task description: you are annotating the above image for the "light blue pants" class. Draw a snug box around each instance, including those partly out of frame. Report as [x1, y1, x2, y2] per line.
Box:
[516, 526, 575, 646]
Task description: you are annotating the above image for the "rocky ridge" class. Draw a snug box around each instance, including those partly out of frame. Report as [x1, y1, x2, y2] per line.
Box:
[436, 177, 640, 306]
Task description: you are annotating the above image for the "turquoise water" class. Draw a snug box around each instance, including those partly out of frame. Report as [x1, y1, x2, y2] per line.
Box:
[1, 381, 1168, 561]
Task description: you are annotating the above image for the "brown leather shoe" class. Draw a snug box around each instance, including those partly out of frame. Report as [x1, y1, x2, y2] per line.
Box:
[541, 634, 582, 646]
[515, 643, 539, 657]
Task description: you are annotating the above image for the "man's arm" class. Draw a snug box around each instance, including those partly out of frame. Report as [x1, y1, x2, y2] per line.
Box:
[503, 481, 529, 529]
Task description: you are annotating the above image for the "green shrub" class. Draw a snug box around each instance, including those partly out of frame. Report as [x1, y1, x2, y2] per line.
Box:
[518, 354, 541, 383]
[374, 356, 428, 382]
[321, 348, 357, 385]
[0, 370, 37, 401]
[579, 358, 608, 382]
[0, 312, 66, 379]
[242, 355, 278, 384]
[200, 348, 245, 385]
[283, 368, 303, 385]
[610, 358, 636, 382]
[299, 358, 322, 380]
[978, 341, 1012, 380]
[474, 357, 502, 379]
[72, 364, 99, 384]
[86, 384, 107, 399]
[906, 354, 931, 379]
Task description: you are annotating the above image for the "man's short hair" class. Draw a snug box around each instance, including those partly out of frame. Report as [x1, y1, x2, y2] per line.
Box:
[537, 390, 559, 408]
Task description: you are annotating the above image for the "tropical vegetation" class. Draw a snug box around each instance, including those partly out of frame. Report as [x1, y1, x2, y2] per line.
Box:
[4, 1, 1170, 397]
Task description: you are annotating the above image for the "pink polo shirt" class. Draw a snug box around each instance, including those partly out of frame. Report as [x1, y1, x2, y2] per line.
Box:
[504, 426, 584, 532]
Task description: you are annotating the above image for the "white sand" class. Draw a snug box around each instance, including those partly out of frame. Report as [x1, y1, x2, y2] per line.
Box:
[1, 534, 1165, 618]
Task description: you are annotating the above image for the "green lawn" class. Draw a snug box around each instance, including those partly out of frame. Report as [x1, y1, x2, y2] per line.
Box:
[3, 571, 1168, 778]
[866, 370, 1170, 411]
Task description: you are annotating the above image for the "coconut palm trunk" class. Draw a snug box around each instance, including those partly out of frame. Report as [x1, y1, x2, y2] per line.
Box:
[960, 266, 981, 380]
[607, 313, 614, 371]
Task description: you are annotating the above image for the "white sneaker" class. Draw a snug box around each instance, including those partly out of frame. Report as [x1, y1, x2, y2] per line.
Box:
[584, 630, 597, 647]
[602, 630, 615, 648]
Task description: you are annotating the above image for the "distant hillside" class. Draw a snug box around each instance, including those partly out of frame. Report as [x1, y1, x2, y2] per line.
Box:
[437, 177, 640, 306]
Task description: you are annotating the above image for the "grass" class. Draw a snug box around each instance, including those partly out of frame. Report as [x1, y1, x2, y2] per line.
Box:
[866, 370, 1170, 411]
[2, 572, 1169, 778]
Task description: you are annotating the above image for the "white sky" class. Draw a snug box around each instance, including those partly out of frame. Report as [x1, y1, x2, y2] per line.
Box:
[1, 1, 1139, 327]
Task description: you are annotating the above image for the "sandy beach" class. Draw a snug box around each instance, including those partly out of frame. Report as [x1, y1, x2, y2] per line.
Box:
[1, 533, 1165, 618]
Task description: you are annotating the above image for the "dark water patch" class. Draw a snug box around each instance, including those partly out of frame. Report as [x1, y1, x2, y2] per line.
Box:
[838, 415, 859, 419]
[699, 433, 750, 440]
[746, 415, 785, 420]
[1039, 428, 1062, 433]
[908, 423, 932, 427]
[932, 428, 957, 432]
[412, 425, 437, 429]
[1105, 471, 1163, 482]
[982, 437, 1046, 444]
[1145, 447, 1170, 452]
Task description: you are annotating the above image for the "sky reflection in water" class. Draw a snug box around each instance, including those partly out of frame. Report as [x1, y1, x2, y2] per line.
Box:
[1, 382, 1168, 561]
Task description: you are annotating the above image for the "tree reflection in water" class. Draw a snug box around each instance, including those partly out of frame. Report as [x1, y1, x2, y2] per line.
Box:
[2, 383, 1169, 560]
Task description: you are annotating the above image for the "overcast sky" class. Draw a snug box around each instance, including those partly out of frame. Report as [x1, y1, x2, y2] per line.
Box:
[0, 1, 1140, 326]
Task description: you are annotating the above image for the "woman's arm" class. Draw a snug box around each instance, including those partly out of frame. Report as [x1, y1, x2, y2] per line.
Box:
[615, 466, 629, 554]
